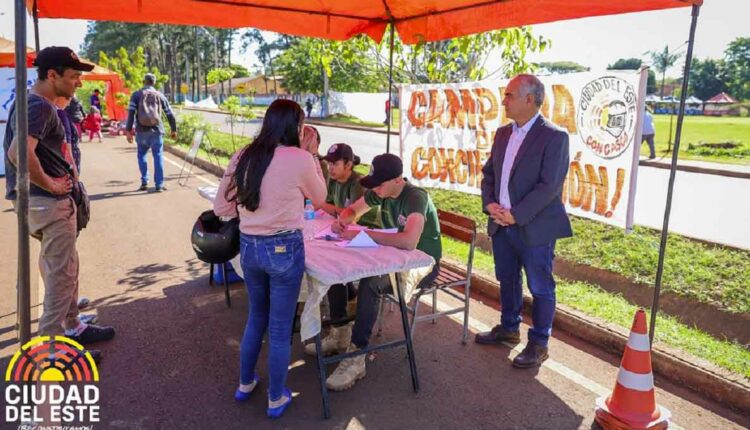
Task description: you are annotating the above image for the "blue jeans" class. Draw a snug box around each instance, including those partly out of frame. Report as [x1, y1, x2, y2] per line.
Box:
[491, 226, 556, 347]
[135, 131, 165, 187]
[238, 230, 305, 400]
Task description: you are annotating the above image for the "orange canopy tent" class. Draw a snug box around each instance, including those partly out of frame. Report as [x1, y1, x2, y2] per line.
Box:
[82, 62, 128, 121]
[12, 0, 704, 364]
[27, 0, 700, 44]
[0, 36, 35, 67]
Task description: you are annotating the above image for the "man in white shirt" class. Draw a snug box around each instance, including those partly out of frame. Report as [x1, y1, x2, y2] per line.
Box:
[476, 74, 572, 368]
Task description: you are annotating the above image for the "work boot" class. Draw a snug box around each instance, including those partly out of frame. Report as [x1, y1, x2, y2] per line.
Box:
[326, 343, 366, 392]
[305, 322, 352, 356]
[512, 342, 549, 368]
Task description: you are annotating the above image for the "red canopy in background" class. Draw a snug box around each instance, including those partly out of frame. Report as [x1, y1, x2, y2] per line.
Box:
[0, 36, 35, 67]
[29, 0, 700, 44]
[82, 62, 128, 121]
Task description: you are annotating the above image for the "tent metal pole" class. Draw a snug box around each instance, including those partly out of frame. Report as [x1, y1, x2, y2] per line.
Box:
[15, 0, 32, 346]
[649, 3, 701, 344]
[33, 0, 40, 52]
[386, 21, 395, 153]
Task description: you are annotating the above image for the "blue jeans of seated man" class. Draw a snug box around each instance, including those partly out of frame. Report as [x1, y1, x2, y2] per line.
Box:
[135, 131, 165, 187]
[491, 226, 556, 348]
[238, 230, 304, 401]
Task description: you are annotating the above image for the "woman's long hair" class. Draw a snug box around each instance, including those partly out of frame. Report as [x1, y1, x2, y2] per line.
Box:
[227, 99, 304, 211]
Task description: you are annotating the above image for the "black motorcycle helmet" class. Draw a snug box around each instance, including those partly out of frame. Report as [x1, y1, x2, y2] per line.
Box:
[191, 210, 240, 264]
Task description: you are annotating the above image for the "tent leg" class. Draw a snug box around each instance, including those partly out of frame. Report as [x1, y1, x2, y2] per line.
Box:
[649, 3, 701, 344]
[385, 21, 395, 153]
[32, 0, 40, 52]
[15, 0, 32, 346]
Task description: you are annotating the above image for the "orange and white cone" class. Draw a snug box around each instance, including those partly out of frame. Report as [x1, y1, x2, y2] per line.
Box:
[595, 309, 671, 430]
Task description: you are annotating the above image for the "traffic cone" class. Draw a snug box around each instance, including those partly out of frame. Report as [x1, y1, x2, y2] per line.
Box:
[595, 309, 671, 430]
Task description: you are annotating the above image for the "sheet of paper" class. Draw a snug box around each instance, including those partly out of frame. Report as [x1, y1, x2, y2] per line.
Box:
[335, 230, 379, 248]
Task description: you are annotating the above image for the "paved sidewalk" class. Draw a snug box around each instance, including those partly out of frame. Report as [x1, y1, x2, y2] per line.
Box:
[2, 136, 745, 429]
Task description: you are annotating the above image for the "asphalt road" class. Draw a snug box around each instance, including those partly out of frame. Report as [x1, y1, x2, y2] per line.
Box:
[1, 136, 747, 429]
[193, 110, 750, 250]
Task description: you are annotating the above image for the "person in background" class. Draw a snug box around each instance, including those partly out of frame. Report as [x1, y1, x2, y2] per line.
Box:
[125, 73, 177, 192]
[65, 94, 86, 139]
[642, 107, 656, 160]
[55, 96, 81, 173]
[305, 98, 313, 118]
[214, 99, 326, 419]
[89, 88, 102, 112]
[84, 106, 103, 143]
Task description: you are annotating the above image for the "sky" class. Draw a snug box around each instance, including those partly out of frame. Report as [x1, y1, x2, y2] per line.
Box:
[0, 1, 748, 78]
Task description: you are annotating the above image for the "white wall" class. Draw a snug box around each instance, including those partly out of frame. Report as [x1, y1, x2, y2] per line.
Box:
[329, 92, 390, 124]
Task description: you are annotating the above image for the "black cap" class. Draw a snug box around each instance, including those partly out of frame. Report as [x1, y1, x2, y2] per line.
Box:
[33, 46, 94, 72]
[360, 153, 403, 189]
[322, 143, 355, 163]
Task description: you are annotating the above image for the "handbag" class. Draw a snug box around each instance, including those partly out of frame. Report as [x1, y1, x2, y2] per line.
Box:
[72, 181, 90, 232]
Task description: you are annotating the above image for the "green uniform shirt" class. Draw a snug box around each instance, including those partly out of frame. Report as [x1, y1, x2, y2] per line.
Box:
[326, 171, 380, 228]
[364, 182, 441, 261]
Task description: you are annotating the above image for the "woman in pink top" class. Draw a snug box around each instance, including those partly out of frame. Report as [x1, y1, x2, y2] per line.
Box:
[214, 100, 326, 419]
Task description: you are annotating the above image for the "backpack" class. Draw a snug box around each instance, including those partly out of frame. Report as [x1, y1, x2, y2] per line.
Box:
[137, 89, 162, 127]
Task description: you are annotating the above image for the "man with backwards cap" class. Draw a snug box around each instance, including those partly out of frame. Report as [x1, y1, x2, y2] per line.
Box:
[304, 143, 380, 359]
[323, 153, 442, 391]
[4, 47, 116, 353]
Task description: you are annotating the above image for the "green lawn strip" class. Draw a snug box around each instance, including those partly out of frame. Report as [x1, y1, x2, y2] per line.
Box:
[642, 115, 750, 165]
[442, 236, 750, 379]
[427, 187, 750, 314]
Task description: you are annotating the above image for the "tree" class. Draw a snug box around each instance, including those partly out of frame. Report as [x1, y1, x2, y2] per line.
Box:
[607, 57, 657, 94]
[607, 58, 642, 70]
[537, 61, 589, 74]
[724, 37, 750, 100]
[689, 58, 727, 101]
[207, 67, 236, 98]
[649, 46, 683, 98]
[98, 47, 166, 105]
[228, 63, 250, 78]
[275, 36, 383, 94]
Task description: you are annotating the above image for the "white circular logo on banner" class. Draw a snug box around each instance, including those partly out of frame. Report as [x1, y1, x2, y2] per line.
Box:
[577, 77, 638, 159]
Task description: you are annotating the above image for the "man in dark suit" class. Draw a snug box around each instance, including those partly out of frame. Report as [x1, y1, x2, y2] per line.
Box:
[475, 74, 572, 368]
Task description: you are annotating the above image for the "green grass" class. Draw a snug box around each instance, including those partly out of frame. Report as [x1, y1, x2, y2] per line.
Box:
[427, 187, 750, 314]
[442, 237, 750, 378]
[644, 115, 750, 165]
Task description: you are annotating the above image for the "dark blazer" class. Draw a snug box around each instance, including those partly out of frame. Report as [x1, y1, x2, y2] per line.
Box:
[481, 115, 573, 246]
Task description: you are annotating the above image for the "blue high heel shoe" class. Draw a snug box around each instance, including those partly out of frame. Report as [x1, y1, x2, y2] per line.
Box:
[234, 375, 260, 402]
[266, 387, 292, 419]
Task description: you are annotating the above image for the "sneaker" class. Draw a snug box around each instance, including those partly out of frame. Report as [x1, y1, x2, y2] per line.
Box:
[266, 387, 292, 419]
[326, 343, 366, 392]
[234, 375, 260, 402]
[139, 183, 148, 191]
[304, 322, 352, 357]
[155, 186, 167, 192]
[71, 324, 115, 345]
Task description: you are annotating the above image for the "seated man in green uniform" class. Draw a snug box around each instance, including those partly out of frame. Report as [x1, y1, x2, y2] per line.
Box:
[320, 153, 442, 392]
[305, 143, 380, 358]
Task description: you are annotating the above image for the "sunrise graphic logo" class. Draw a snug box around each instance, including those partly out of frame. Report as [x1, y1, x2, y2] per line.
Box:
[5, 336, 101, 425]
[5, 336, 99, 383]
